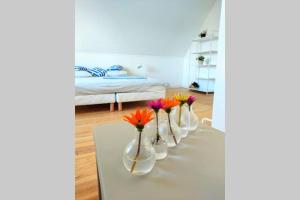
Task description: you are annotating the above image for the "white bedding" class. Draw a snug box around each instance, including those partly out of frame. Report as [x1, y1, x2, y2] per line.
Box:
[75, 77, 168, 96]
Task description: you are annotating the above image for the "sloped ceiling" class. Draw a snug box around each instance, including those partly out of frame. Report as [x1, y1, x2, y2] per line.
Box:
[75, 0, 216, 56]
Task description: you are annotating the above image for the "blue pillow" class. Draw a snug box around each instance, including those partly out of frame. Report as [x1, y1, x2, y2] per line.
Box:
[107, 65, 123, 71]
[87, 67, 107, 77]
[74, 66, 88, 71]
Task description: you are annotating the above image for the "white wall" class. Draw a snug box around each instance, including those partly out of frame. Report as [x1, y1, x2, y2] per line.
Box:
[75, 52, 184, 87]
[212, 0, 225, 132]
[75, 0, 216, 56]
[201, 0, 222, 32]
[182, 49, 191, 87]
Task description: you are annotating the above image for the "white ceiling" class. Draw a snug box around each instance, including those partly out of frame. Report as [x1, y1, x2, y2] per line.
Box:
[75, 0, 216, 56]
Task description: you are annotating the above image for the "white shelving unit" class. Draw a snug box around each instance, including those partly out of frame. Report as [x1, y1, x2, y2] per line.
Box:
[188, 32, 218, 94]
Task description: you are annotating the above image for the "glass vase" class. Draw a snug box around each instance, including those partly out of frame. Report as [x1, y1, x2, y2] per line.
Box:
[160, 111, 182, 147]
[172, 105, 189, 138]
[145, 112, 168, 160]
[122, 128, 156, 175]
[174, 104, 199, 135]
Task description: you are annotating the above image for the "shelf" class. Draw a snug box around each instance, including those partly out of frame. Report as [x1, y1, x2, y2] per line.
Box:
[195, 64, 216, 68]
[197, 77, 215, 80]
[192, 36, 218, 42]
[192, 50, 218, 54]
[188, 34, 218, 94]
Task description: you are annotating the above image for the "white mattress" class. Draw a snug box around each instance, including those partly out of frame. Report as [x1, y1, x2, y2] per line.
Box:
[75, 94, 115, 106]
[75, 77, 167, 96]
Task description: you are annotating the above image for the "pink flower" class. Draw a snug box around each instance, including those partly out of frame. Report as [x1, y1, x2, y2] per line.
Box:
[147, 99, 163, 112]
[187, 96, 196, 106]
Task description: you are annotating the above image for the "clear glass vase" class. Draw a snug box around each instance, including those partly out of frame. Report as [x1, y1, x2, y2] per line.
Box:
[122, 129, 156, 175]
[160, 111, 182, 147]
[151, 134, 168, 160]
[171, 105, 189, 138]
[145, 112, 168, 160]
[174, 104, 199, 135]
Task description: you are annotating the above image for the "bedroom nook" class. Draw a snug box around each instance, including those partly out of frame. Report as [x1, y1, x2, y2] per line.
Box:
[75, 0, 225, 199]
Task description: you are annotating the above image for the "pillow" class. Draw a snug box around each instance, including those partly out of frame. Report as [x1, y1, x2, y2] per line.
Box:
[107, 65, 124, 71]
[75, 70, 92, 78]
[105, 70, 128, 77]
[74, 66, 88, 71]
[87, 67, 107, 77]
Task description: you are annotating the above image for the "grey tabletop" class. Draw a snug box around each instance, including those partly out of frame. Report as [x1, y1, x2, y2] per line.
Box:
[94, 122, 224, 200]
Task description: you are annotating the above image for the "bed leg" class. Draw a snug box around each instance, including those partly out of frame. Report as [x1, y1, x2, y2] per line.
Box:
[110, 103, 114, 112]
[118, 102, 123, 111]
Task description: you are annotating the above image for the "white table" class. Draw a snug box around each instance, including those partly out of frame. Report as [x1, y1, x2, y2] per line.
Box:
[94, 122, 224, 200]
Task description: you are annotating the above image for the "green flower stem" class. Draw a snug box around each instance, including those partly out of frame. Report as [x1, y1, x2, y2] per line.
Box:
[178, 105, 182, 126]
[168, 113, 177, 145]
[155, 112, 160, 143]
[131, 129, 142, 173]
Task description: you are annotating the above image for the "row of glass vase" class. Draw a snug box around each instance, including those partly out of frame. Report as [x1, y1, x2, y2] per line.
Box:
[123, 104, 199, 175]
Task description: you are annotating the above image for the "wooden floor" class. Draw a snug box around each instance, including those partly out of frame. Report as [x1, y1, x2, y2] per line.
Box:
[75, 88, 214, 200]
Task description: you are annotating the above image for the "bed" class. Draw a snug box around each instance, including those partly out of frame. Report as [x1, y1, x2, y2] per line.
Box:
[75, 76, 167, 111]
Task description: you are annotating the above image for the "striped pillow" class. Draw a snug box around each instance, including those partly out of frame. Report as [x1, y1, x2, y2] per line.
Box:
[87, 67, 107, 77]
[74, 66, 88, 71]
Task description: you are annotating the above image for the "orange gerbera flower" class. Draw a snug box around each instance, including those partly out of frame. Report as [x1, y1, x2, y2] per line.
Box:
[123, 108, 154, 131]
[161, 98, 179, 113]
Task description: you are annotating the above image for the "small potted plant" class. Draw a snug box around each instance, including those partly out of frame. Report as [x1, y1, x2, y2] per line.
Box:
[199, 30, 207, 38]
[196, 56, 205, 65]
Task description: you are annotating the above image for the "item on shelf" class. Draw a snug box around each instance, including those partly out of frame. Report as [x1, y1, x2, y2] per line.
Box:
[189, 82, 199, 89]
[122, 108, 156, 175]
[204, 57, 210, 65]
[196, 56, 205, 65]
[147, 99, 168, 160]
[160, 98, 183, 147]
[199, 30, 207, 38]
[174, 96, 199, 134]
